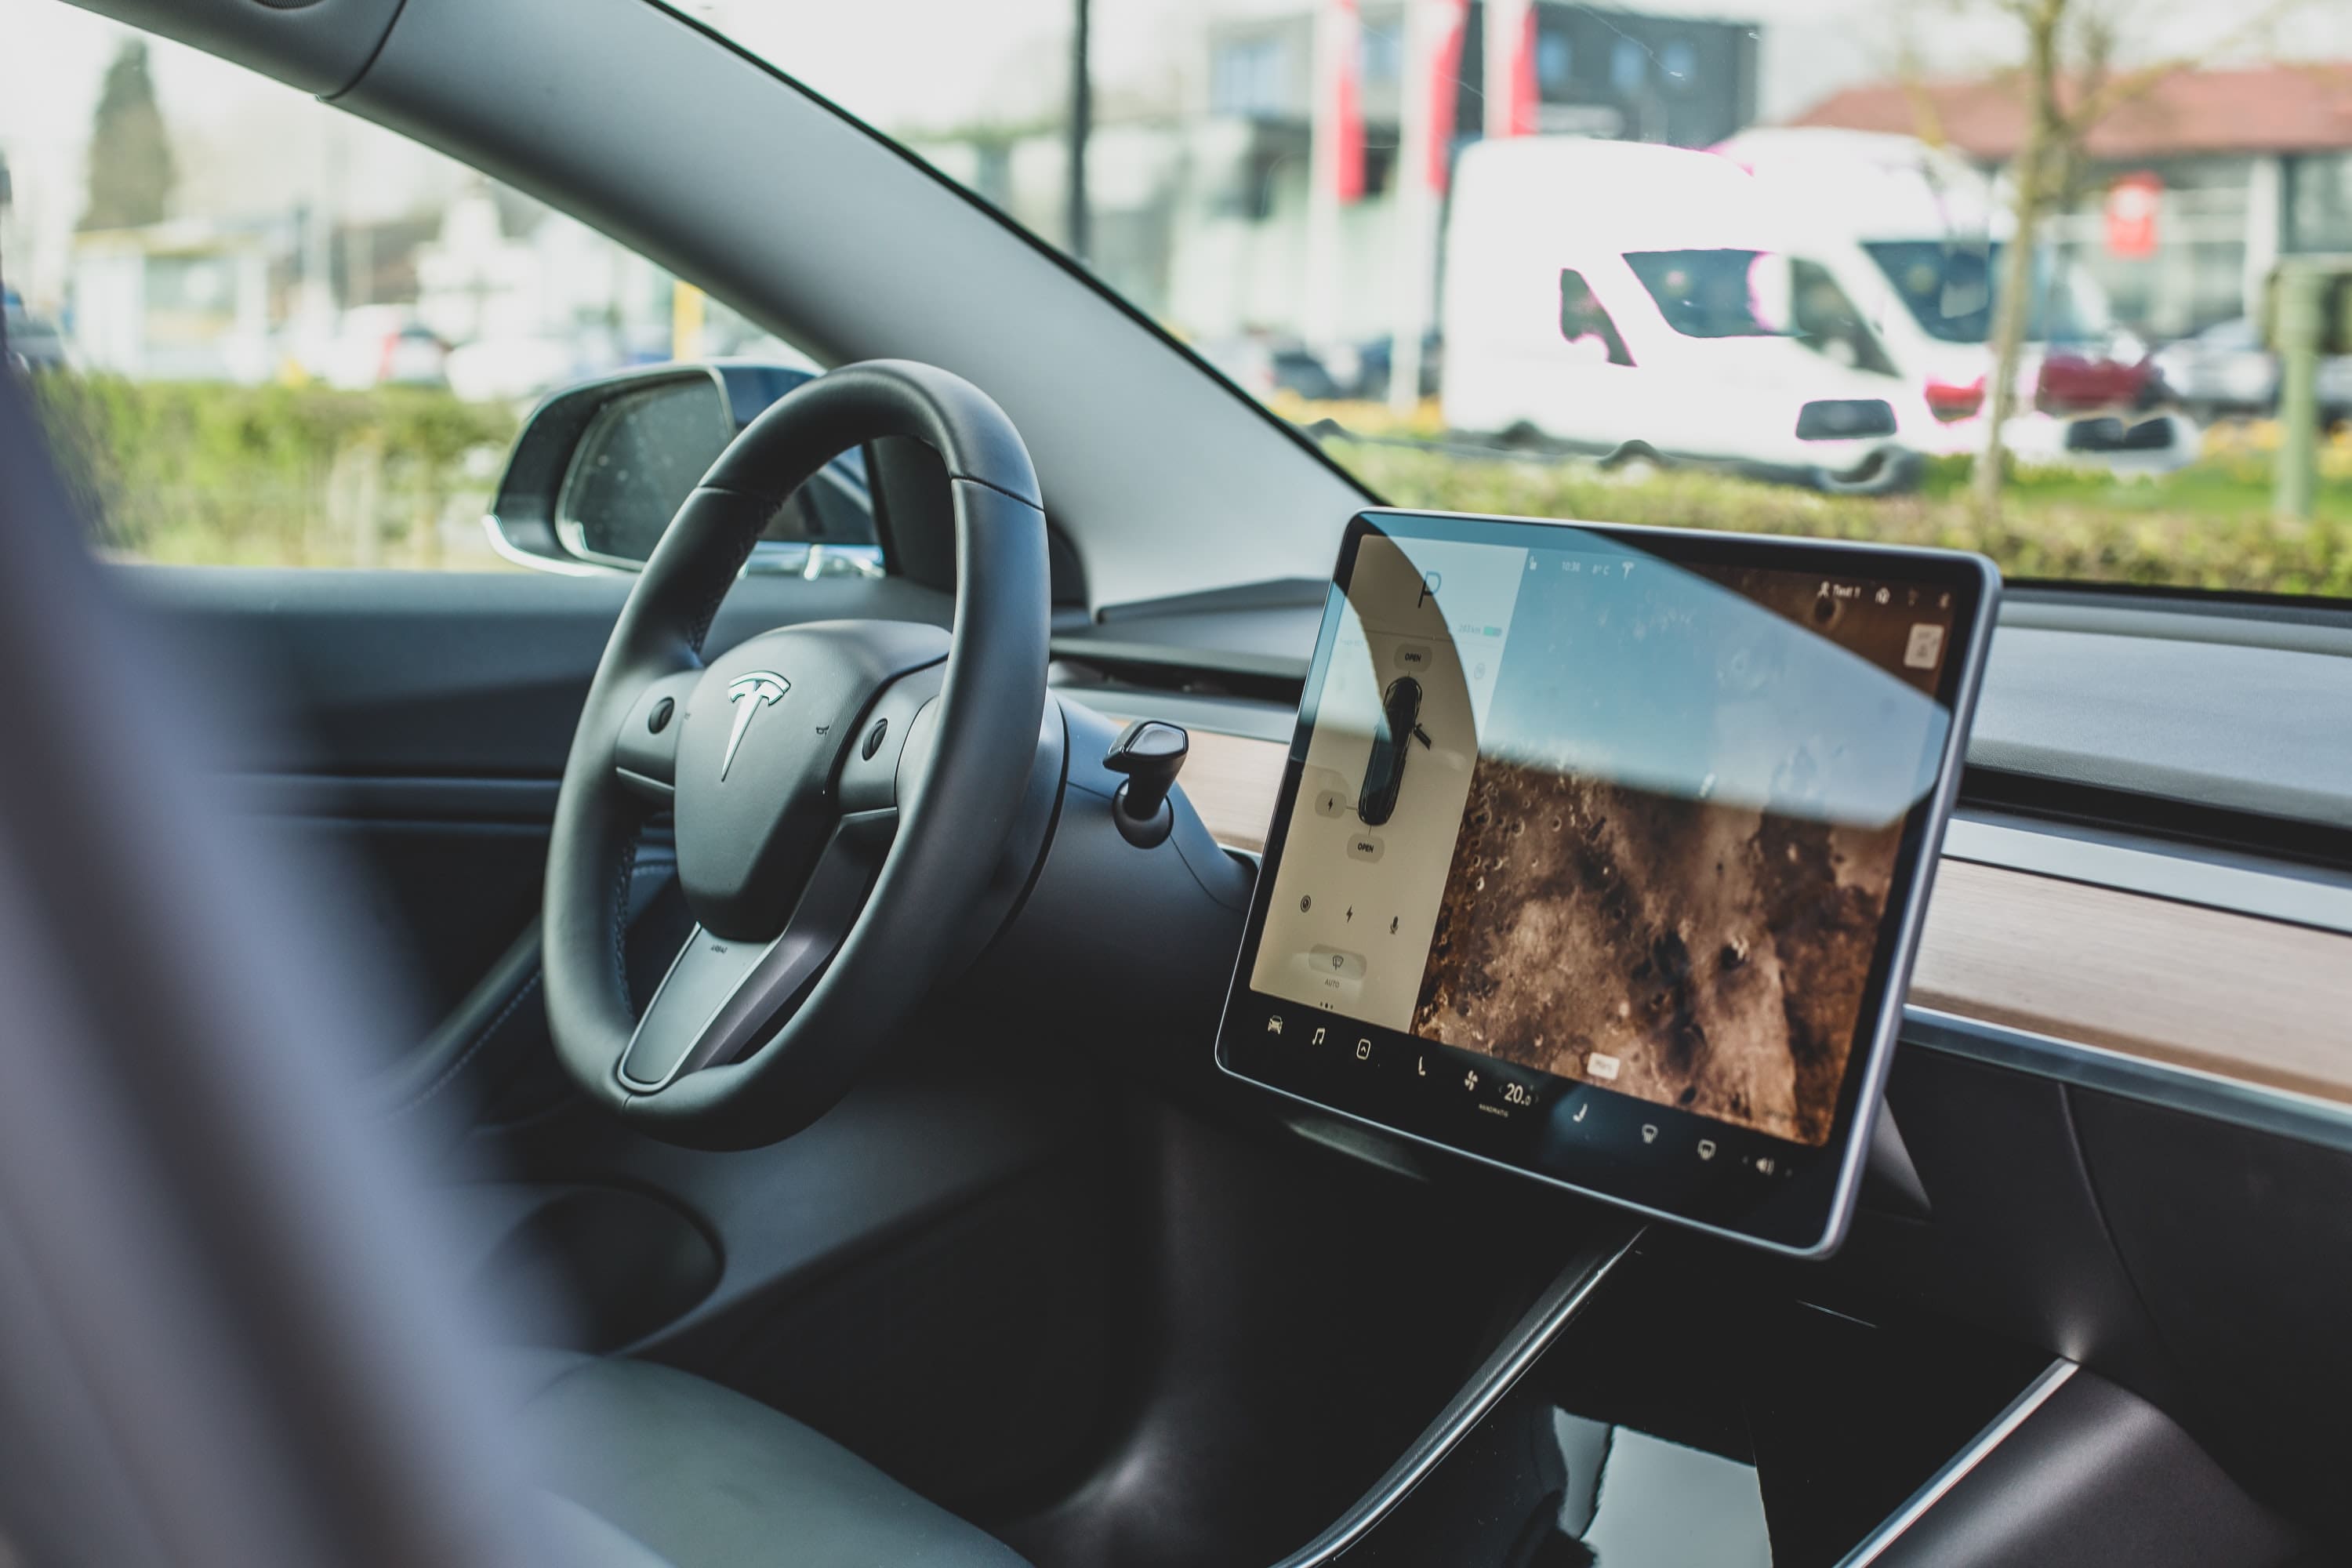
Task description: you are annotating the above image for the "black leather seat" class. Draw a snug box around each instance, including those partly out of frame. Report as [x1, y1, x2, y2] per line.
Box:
[506, 1352, 1032, 1567]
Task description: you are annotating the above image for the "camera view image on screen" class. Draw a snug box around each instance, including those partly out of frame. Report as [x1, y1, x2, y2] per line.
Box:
[1248, 524, 1957, 1149]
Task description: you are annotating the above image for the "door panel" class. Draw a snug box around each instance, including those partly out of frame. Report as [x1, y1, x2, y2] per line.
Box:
[135, 565, 956, 1018]
[131, 566, 956, 775]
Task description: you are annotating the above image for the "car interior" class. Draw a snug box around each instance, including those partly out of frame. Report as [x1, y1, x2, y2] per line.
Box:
[7, 2, 2352, 1566]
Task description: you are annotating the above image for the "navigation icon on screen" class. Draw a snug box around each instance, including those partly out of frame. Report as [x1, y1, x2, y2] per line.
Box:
[1697, 1139, 1718, 1161]
[1641, 1124, 1658, 1145]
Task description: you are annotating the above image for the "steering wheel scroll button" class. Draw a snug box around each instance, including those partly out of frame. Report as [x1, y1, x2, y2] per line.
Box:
[861, 717, 888, 760]
[612, 669, 702, 800]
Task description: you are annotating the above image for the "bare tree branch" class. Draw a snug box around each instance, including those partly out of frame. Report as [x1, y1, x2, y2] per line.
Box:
[2062, 0, 2300, 134]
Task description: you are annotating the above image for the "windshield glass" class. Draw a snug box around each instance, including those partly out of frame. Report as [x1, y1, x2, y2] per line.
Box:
[694, 0, 2347, 601]
[6, 0, 2346, 599]
[1864, 241, 2111, 346]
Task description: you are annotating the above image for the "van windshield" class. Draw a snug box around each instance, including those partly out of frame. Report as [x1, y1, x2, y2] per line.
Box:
[1624, 251, 1788, 339]
[1863, 241, 2111, 347]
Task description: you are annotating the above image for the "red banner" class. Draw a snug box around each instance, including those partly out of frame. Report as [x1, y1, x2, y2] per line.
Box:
[1486, 0, 1539, 138]
[1504, 1, 1539, 136]
[1428, 0, 1470, 190]
[2105, 171, 2161, 260]
[1327, 0, 1366, 203]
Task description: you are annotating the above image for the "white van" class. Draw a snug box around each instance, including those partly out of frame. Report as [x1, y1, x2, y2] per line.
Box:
[1441, 137, 1936, 492]
[1717, 127, 2193, 469]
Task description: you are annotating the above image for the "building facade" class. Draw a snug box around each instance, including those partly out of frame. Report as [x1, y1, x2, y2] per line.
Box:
[1794, 64, 2352, 338]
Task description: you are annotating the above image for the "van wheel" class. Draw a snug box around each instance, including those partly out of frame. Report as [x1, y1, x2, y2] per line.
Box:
[1599, 441, 1660, 479]
[1816, 448, 1922, 497]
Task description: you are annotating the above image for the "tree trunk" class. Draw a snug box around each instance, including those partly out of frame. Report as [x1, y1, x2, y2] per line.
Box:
[1975, 1, 2067, 517]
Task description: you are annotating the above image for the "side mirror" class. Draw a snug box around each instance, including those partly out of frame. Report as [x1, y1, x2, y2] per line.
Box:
[484, 361, 882, 576]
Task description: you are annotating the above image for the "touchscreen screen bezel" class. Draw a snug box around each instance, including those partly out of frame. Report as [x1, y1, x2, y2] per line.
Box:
[1214, 509, 1998, 1257]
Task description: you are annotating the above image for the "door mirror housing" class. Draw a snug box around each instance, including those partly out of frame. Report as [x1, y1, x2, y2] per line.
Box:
[485, 361, 883, 577]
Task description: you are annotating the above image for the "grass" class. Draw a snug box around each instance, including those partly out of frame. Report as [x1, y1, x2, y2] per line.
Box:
[23, 374, 2352, 599]
[31, 375, 522, 570]
[1308, 405, 2352, 601]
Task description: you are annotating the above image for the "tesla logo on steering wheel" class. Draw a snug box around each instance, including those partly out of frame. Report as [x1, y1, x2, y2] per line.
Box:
[720, 672, 790, 781]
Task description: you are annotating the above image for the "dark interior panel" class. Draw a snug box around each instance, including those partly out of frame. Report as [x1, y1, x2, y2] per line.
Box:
[1000, 1098, 1579, 1568]
[125, 566, 954, 777]
[2071, 1089, 2352, 1549]
[709, 1154, 1112, 1514]
[126, 565, 954, 1029]
[273, 815, 550, 1029]
[1874, 1367, 2318, 1568]
[447, 1182, 723, 1354]
[1832, 1046, 2187, 1414]
[1334, 1243, 2047, 1568]
[474, 1022, 1116, 1497]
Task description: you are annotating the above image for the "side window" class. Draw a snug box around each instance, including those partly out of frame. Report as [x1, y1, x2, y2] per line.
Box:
[1562, 271, 1637, 368]
[9, 18, 855, 572]
[1559, 270, 1635, 366]
[1790, 259, 1898, 376]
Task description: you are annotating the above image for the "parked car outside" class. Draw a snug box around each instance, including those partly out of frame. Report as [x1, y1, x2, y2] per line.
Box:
[2, 288, 71, 371]
[2154, 315, 2352, 422]
[1196, 332, 1345, 403]
[318, 303, 449, 390]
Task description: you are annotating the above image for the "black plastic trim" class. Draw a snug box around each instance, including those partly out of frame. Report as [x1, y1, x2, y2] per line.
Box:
[1903, 1007, 2352, 1160]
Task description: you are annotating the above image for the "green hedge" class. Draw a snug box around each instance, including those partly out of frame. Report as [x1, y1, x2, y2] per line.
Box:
[29, 376, 521, 568]
[1328, 438, 2352, 599]
[21, 375, 2350, 597]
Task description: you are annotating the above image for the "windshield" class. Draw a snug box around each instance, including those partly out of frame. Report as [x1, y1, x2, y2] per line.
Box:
[711, 0, 2343, 601]
[1864, 241, 2111, 347]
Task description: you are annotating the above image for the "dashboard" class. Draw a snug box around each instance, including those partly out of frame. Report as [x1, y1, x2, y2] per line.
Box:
[1068, 583, 2352, 1126]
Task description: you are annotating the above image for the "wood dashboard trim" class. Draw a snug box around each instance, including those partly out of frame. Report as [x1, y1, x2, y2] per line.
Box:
[1154, 723, 2352, 1110]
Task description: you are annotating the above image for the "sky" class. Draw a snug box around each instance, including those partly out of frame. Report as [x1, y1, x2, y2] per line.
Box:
[4, 0, 2348, 304]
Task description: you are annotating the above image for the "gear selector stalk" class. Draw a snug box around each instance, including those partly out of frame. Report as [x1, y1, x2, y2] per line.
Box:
[1104, 720, 1189, 848]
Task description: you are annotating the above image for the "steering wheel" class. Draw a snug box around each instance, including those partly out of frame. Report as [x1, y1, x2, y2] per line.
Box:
[542, 361, 1048, 1148]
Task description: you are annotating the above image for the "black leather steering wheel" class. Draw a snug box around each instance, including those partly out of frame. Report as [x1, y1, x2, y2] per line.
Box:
[543, 361, 1047, 1148]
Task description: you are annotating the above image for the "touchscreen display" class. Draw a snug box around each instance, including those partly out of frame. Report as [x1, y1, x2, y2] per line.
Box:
[1218, 511, 1994, 1255]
